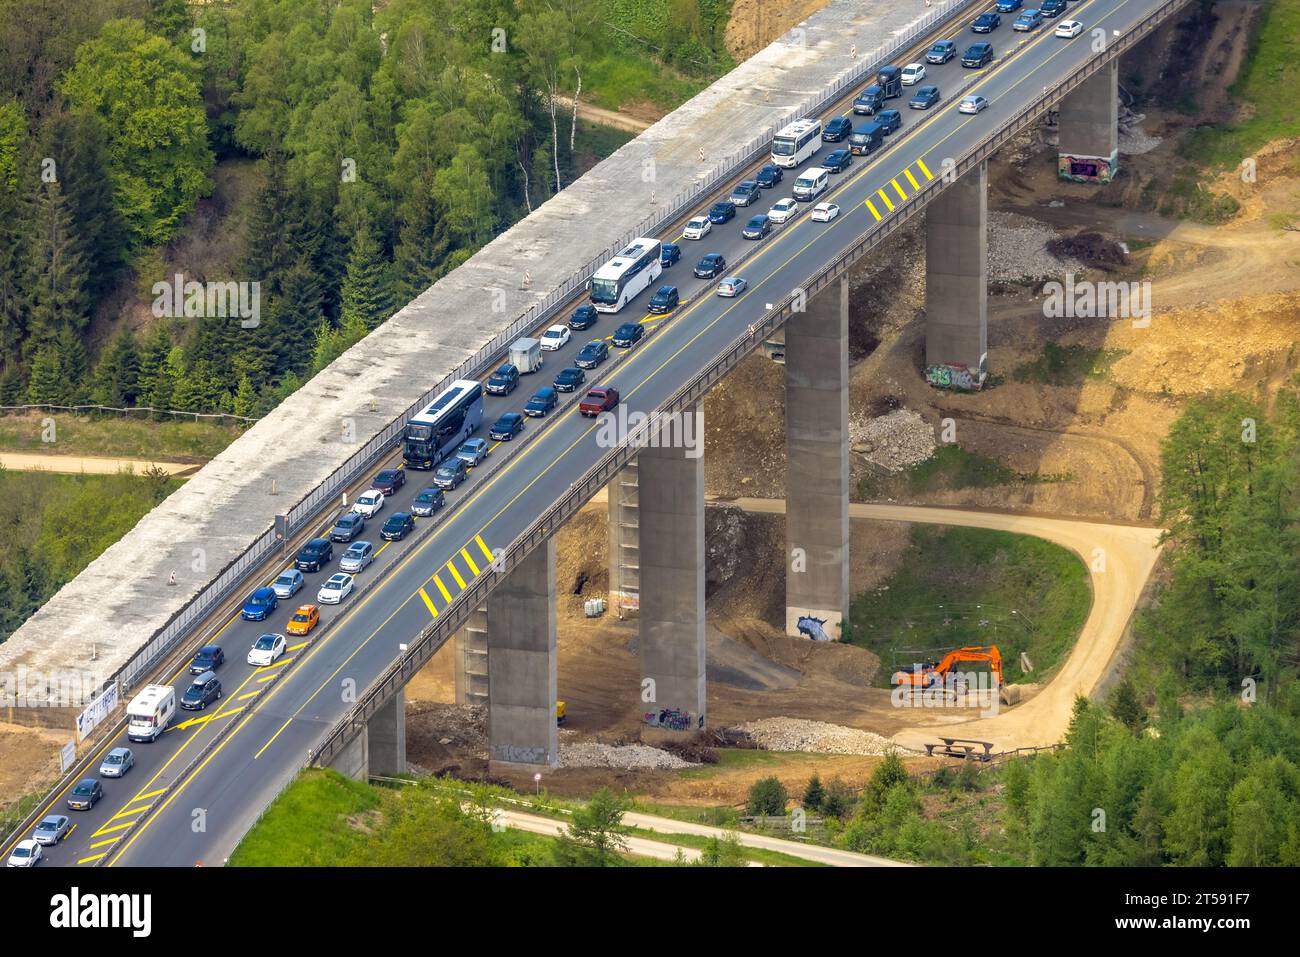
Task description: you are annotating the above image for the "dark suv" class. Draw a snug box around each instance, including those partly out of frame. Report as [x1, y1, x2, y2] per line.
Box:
[486, 363, 520, 394]
[296, 538, 333, 572]
[181, 672, 222, 711]
[822, 116, 853, 141]
[962, 42, 994, 68]
[329, 512, 365, 543]
[647, 285, 679, 314]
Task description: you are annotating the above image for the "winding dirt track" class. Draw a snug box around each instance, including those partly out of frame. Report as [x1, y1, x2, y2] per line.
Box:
[720, 498, 1164, 751]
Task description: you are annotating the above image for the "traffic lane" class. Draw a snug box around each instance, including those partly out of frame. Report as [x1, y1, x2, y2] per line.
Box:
[114, 0, 1149, 858]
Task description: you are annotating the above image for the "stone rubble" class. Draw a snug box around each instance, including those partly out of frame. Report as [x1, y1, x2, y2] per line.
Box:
[733, 717, 894, 756]
[849, 408, 936, 472]
[558, 741, 699, 770]
[988, 211, 1084, 283]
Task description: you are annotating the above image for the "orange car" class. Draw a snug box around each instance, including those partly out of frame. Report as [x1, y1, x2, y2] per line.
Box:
[285, 604, 320, 636]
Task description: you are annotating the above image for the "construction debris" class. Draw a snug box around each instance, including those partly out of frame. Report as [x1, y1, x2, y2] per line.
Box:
[850, 408, 936, 472]
[558, 742, 699, 770]
[733, 717, 894, 756]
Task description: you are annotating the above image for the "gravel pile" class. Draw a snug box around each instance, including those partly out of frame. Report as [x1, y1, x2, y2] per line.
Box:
[733, 718, 893, 756]
[988, 211, 1083, 283]
[558, 742, 699, 770]
[850, 408, 936, 472]
[1119, 110, 1162, 156]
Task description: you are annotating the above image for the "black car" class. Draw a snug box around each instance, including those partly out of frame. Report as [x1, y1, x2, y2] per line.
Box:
[647, 285, 679, 314]
[707, 200, 735, 224]
[909, 85, 941, 109]
[433, 456, 468, 489]
[612, 322, 644, 348]
[694, 253, 727, 279]
[381, 512, 415, 541]
[575, 340, 609, 369]
[755, 163, 784, 188]
[876, 109, 902, 135]
[852, 86, 884, 115]
[371, 468, 405, 494]
[67, 778, 103, 811]
[181, 672, 222, 711]
[962, 42, 993, 68]
[823, 148, 852, 173]
[189, 644, 225, 675]
[1039, 0, 1067, 16]
[296, 538, 333, 572]
[568, 306, 598, 331]
[742, 214, 771, 240]
[972, 11, 1001, 32]
[524, 387, 559, 418]
[410, 486, 445, 517]
[489, 412, 525, 440]
[554, 366, 586, 392]
[659, 243, 681, 267]
[822, 116, 853, 141]
[329, 511, 365, 543]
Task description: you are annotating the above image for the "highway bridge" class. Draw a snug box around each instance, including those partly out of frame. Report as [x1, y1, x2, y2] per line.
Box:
[4, 0, 1188, 866]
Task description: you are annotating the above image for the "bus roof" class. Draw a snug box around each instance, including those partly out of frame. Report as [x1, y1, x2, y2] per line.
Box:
[592, 238, 660, 282]
[409, 378, 481, 426]
[775, 117, 820, 138]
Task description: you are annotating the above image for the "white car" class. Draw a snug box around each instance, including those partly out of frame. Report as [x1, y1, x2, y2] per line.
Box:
[247, 632, 287, 667]
[811, 202, 840, 222]
[768, 198, 799, 224]
[317, 573, 355, 605]
[683, 216, 712, 240]
[352, 489, 384, 518]
[959, 94, 989, 115]
[539, 325, 571, 351]
[271, 569, 304, 599]
[1055, 19, 1083, 37]
[7, 839, 41, 867]
[716, 276, 747, 298]
[900, 62, 926, 86]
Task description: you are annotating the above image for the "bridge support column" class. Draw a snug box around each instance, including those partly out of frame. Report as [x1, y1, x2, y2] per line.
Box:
[784, 275, 850, 642]
[1058, 60, 1118, 184]
[638, 403, 706, 736]
[487, 538, 558, 770]
[368, 687, 406, 777]
[607, 459, 640, 619]
[924, 160, 988, 389]
[327, 726, 368, 781]
[453, 606, 489, 707]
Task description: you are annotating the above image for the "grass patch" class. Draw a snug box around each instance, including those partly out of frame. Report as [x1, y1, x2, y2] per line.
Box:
[231, 768, 382, 866]
[860, 445, 1075, 500]
[583, 53, 710, 113]
[1012, 342, 1129, 386]
[1178, 0, 1300, 169]
[0, 412, 242, 461]
[842, 525, 1092, 686]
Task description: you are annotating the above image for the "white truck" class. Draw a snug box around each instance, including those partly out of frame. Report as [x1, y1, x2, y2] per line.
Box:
[509, 337, 543, 374]
[126, 684, 176, 743]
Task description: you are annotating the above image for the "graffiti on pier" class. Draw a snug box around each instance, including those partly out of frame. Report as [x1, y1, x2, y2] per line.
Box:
[1058, 152, 1116, 185]
[643, 707, 703, 732]
[924, 363, 984, 392]
[797, 615, 833, 642]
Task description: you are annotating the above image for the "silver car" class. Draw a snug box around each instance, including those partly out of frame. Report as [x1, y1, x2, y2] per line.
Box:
[271, 569, 304, 599]
[99, 746, 134, 778]
[339, 541, 374, 573]
[33, 814, 71, 846]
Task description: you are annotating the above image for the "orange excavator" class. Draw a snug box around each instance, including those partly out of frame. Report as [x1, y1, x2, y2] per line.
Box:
[892, 646, 1007, 702]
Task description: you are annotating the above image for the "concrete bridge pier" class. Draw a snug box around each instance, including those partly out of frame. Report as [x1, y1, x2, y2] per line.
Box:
[453, 606, 489, 707]
[784, 275, 850, 642]
[487, 537, 559, 771]
[1058, 60, 1119, 184]
[638, 403, 706, 738]
[327, 687, 406, 780]
[607, 458, 641, 619]
[924, 160, 988, 389]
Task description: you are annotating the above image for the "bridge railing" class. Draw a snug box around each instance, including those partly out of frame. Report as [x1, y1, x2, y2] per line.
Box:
[90, 0, 983, 705]
[309, 0, 1190, 768]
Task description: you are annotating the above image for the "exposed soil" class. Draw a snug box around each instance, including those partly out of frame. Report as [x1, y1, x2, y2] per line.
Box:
[724, 0, 834, 61]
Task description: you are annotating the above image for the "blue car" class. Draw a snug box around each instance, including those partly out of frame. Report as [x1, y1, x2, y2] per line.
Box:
[1013, 9, 1043, 30]
[490, 412, 525, 441]
[909, 85, 941, 110]
[995, 0, 1022, 12]
[524, 386, 559, 417]
[756, 163, 784, 188]
[659, 243, 681, 267]
[972, 12, 1001, 32]
[742, 214, 772, 240]
[707, 200, 736, 224]
[241, 587, 277, 621]
[823, 148, 852, 173]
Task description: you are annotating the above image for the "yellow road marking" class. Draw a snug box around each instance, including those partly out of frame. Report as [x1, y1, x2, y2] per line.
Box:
[446, 560, 467, 590]
[134, 789, 165, 801]
[865, 199, 882, 221]
[112, 803, 153, 821]
[92, 820, 135, 837]
[89, 837, 119, 849]
[475, 535, 494, 563]
[891, 178, 907, 201]
[238, 691, 259, 701]
[78, 853, 106, 864]
[256, 672, 277, 683]
[916, 158, 933, 180]
[288, 641, 309, 651]
[876, 188, 895, 211]
[904, 168, 921, 190]
[459, 548, 480, 576]
[418, 587, 439, 618]
[433, 574, 453, 604]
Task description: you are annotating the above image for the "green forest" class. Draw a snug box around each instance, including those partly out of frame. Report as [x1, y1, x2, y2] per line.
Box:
[0, 0, 733, 418]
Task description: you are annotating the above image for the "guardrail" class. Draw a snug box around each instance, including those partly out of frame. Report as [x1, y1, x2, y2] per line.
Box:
[82, 0, 983, 706]
[311, 0, 1191, 768]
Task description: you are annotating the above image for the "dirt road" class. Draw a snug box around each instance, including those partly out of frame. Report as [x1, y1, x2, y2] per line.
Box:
[0, 452, 201, 478]
[719, 498, 1164, 750]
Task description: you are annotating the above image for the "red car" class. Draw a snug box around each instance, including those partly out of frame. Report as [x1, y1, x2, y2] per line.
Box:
[579, 386, 620, 417]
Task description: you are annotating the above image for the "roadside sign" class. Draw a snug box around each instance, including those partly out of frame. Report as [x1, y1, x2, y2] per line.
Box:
[75, 682, 118, 742]
[59, 740, 76, 772]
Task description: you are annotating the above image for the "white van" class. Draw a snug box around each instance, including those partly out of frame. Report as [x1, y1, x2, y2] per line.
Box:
[126, 684, 176, 743]
[792, 167, 830, 202]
